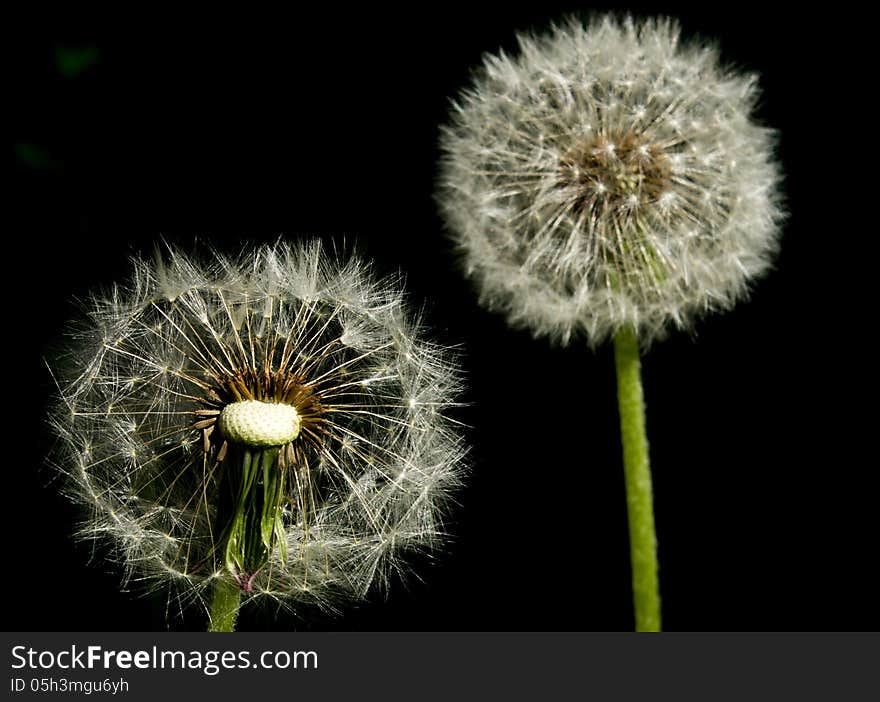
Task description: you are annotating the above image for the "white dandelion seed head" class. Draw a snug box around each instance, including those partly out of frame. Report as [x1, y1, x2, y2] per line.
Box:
[48, 240, 467, 618]
[438, 15, 785, 345]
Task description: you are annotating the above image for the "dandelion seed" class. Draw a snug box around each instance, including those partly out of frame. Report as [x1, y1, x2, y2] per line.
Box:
[49, 241, 467, 629]
[437, 15, 785, 631]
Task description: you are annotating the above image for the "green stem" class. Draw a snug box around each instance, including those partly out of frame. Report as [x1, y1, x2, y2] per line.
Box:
[613, 326, 661, 632]
[207, 576, 241, 632]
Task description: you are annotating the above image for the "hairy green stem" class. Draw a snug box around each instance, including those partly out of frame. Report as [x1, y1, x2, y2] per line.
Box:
[208, 577, 241, 632]
[613, 326, 661, 632]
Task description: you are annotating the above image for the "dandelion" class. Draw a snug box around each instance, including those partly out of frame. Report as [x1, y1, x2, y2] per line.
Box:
[438, 16, 784, 630]
[49, 241, 467, 631]
[439, 16, 782, 346]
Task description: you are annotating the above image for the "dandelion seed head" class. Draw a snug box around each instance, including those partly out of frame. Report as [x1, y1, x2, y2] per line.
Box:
[49, 240, 467, 618]
[438, 15, 784, 345]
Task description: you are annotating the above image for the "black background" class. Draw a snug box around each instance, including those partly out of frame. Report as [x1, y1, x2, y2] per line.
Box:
[8, 3, 874, 631]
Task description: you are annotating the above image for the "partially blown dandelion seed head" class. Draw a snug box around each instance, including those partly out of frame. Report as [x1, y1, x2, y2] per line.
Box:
[438, 15, 784, 345]
[49, 241, 467, 618]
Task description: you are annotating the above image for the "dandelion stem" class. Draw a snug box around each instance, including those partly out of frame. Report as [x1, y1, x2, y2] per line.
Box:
[613, 326, 661, 632]
[208, 577, 241, 632]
